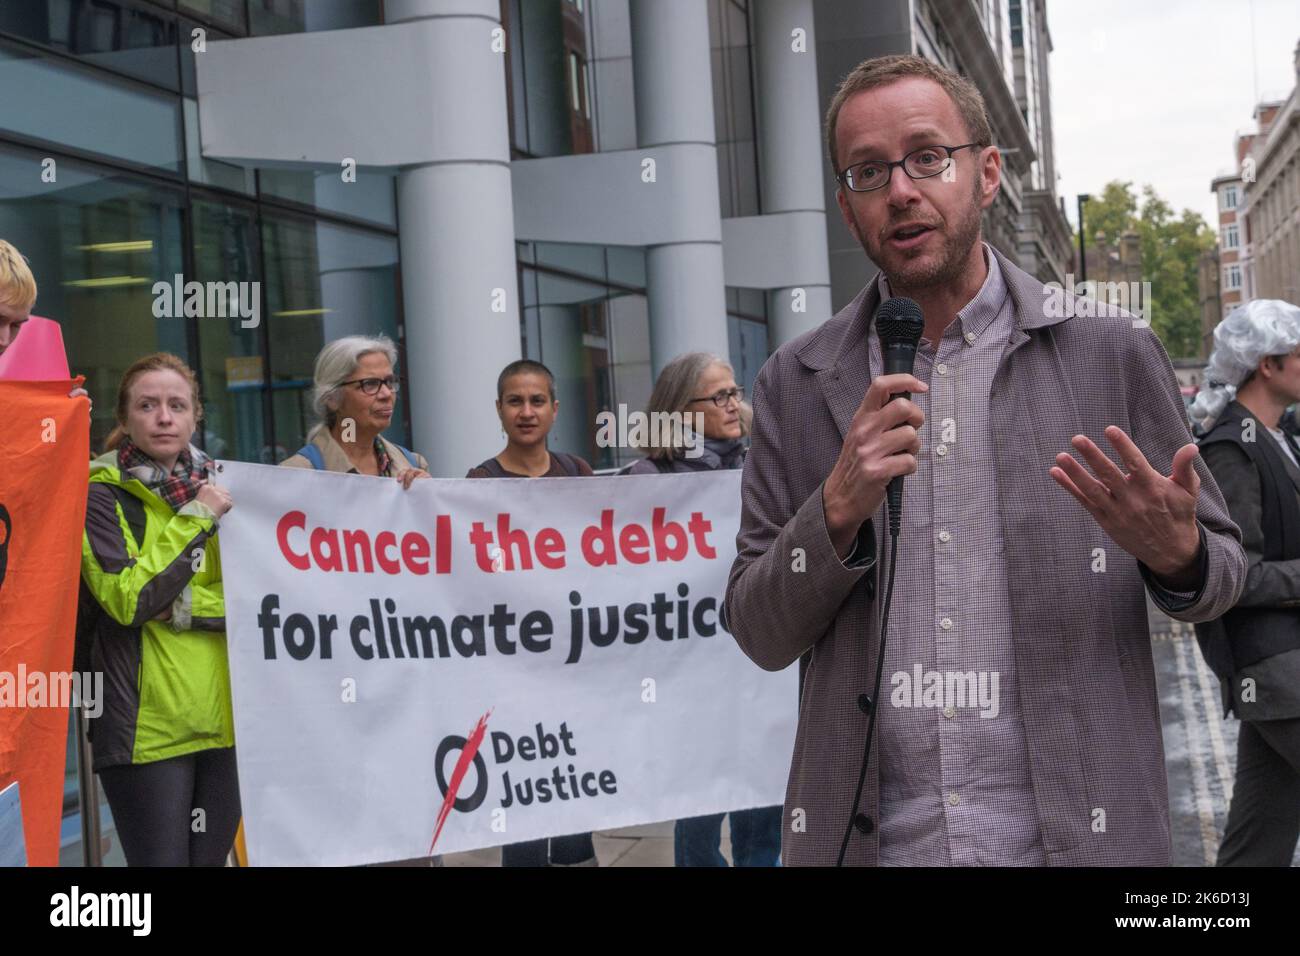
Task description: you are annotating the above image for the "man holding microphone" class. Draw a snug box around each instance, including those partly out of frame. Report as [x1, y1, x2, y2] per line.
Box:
[725, 55, 1246, 866]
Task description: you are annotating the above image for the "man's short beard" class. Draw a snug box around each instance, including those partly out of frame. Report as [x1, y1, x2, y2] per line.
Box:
[857, 179, 984, 293]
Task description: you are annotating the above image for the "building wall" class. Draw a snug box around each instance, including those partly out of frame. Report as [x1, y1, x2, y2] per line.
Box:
[0, 0, 402, 464]
[0, 0, 398, 867]
[812, 0, 1070, 309]
[1241, 45, 1300, 306]
[1212, 177, 1245, 318]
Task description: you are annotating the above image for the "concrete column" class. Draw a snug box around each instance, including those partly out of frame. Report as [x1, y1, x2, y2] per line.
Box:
[387, 0, 520, 476]
[753, 0, 831, 345]
[629, 0, 729, 377]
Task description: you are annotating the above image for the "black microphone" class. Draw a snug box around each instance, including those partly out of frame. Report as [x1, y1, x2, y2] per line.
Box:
[874, 297, 925, 535]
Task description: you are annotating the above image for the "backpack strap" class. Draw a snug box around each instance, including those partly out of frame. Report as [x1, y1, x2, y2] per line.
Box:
[554, 452, 581, 477]
[390, 443, 422, 470]
[295, 443, 326, 470]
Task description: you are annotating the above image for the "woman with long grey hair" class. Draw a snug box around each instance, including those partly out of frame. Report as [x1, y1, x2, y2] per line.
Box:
[281, 334, 430, 484]
[621, 351, 779, 867]
[622, 351, 751, 475]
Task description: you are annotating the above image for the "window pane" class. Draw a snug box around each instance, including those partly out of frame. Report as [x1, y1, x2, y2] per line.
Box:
[0, 41, 183, 172]
[0, 146, 186, 450]
[520, 0, 572, 157]
[728, 314, 767, 399]
[528, 270, 616, 468]
[179, 15, 231, 97]
[177, 0, 246, 34]
[258, 168, 397, 229]
[507, 0, 530, 152]
[0, 0, 181, 89]
[249, 0, 382, 35]
[260, 214, 407, 457]
[190, 200, 266, 462]
[535, 242, 606, 282]
[605, 246, 646, 289]
[183, 98, 255, 193]
[607, 292, 650, 469]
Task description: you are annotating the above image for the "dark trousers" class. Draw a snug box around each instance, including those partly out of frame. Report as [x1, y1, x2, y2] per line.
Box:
[1218, 717, 1300, 866]
[674, 805, 783, 867]
[501, 832, 595, 866]
[97, 746, 241, 867]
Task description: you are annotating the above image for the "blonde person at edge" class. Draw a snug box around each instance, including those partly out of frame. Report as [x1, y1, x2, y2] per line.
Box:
[0, 238, 89, 406]
[280, 334, 435, 865]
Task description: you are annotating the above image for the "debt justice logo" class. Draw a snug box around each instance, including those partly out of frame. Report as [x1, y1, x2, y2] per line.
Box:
[429, 711, 619, 853]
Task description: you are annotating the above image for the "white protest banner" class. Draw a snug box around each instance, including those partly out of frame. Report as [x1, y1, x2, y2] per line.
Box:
[215, 462, 797, 866]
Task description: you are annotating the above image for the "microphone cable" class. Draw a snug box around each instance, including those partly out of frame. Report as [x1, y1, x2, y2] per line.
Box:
[835, 496, 901, 866]
[833, 295, 922, 866]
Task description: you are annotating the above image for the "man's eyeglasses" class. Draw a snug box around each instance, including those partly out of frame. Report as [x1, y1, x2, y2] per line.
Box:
[337, 376, 400, 395]
[837, 143, 982, 193]
[689, 387, 744, 408]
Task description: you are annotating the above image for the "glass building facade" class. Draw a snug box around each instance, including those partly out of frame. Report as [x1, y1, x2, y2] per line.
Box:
[0, 0, 400, 865]
[3, 0, 772, 864]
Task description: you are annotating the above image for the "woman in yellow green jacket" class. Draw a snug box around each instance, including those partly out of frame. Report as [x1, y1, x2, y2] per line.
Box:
[80, 352, 237, 866]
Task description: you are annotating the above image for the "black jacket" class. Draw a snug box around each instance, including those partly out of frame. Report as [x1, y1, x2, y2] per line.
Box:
[1195, 400, 1300, 715]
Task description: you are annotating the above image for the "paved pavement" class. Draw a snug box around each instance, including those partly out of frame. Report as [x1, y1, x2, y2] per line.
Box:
[1149, 602, 1300, 867]
[444, 819, 719, 867]
[443, 602, 1297, 867]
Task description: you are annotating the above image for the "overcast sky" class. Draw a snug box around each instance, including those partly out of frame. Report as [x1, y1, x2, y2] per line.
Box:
[1048, 0, 1300, 234]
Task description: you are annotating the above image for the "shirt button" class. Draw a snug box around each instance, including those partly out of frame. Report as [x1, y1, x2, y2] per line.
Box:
[936, 363, 949, 375]
[948, 792, 961, 806]
[939, 617, 953, 630]
[964, 331, 977, 344]
[935, 444, 948, 457]
[938, 529, 951, 543]
[943, 705, 956, 718]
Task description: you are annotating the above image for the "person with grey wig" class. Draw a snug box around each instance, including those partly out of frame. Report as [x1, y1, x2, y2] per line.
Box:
[621, 352, 781, 866]
[281, 334, 430, 484]
[1191, 299, 1300, 866]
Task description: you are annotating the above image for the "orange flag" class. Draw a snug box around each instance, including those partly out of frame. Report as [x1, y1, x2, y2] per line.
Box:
[0, 379, 89, 866]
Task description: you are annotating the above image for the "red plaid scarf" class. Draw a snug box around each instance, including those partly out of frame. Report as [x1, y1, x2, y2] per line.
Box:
[117, 437, 212, 512]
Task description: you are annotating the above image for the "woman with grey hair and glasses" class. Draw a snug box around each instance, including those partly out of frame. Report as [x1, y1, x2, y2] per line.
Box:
[620, 352, 779, 867]
[282, 334, 431, 486]
[622, 352, 751, 475]
[280, 334, 437, 867]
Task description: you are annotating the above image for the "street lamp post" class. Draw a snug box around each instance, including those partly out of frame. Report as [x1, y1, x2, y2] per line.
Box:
[1077, 193, 1091, 284]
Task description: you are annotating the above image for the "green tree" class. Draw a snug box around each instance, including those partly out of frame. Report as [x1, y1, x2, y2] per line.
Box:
[1081, 181, 1215, 359]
